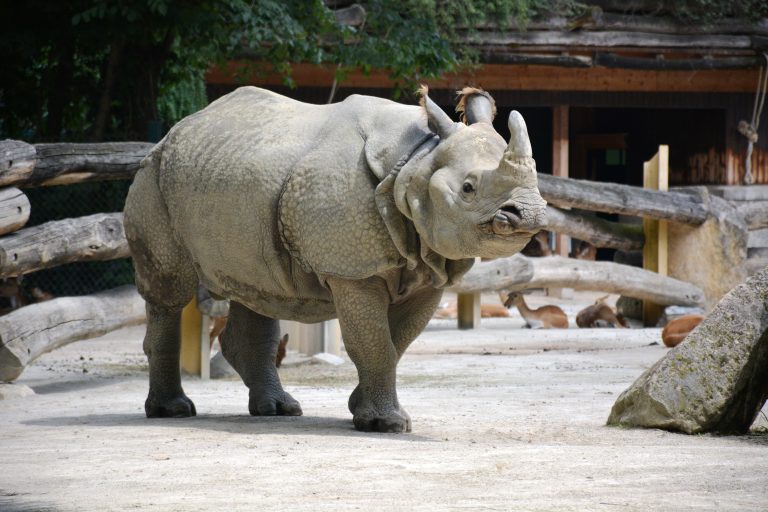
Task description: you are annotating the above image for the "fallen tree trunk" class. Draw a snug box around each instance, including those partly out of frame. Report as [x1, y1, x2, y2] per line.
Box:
[0, 140, 153, 187]
[538, 174, 709, 225]
[545, 206, 644, 250]
[449, 254, 705, 306]
[0, 213, 130, 277]
[0, 188, 30, 235]
[0, 285, 145, 382]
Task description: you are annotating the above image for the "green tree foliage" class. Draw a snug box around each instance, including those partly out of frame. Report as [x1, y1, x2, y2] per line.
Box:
[1, 0, 765, 142]
[0, 0, 590, 141]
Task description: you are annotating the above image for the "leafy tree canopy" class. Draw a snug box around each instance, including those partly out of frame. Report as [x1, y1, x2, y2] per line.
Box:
[1, 0, 765, 142]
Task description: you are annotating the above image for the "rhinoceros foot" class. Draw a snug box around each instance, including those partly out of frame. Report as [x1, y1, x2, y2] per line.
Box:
[348, 386, 411, 433]
[352, 404, 411, 433]
[145, 392, 197, 418]
[249, 388, 303, 416]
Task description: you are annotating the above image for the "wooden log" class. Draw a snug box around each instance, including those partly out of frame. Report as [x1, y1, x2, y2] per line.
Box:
[464, 13, 768, 37]
[471, 31, 753, 50]
[0, 188, 30, 235]
[479, 51, 592, 67]
[537, 174, 709, 225]
[0, 140, 153, 188]
[0, 285, 145, 382]
[448, 254, 705, 307]
[594, 53, 761, 70]
[0, 140, 36, 185]
[0, 213, 130, 277]
[545, 206, 644, 250]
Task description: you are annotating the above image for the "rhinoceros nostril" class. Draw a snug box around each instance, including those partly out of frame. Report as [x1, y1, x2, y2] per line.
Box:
[500, 204, 521, 220]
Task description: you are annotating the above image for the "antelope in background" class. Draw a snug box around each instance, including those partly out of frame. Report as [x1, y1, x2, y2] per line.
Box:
[661, 314, 704, 347]
[503, 292, 569, 329]
[576, 296, 629, 328]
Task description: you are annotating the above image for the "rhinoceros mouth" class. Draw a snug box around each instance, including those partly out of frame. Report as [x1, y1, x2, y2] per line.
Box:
[481, 204, 530, 237]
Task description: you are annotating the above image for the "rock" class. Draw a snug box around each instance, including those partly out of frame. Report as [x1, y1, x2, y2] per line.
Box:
[311, 352, 345, 366]
[0, 383, 35, 400]
[668, 189, 747, 310]
[607, 267, 768, 434]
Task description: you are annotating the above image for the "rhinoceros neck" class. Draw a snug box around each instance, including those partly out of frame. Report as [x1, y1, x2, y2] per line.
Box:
[374, 134, 474, 288]
[390, 133, 439, 175]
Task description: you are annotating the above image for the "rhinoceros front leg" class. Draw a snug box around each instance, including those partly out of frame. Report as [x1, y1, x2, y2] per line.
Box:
[347, 286, 443, 416]
[219, 301, 302, 416]
[326, 275, 409, 433]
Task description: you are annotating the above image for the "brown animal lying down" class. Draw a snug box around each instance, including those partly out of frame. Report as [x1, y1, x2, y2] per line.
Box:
[433, 301, 510, 319]
[661, 314, 704, 348]
[576, 296, 628, 328]
[210, 317, 289, 367]
[504, 292, 569, 329]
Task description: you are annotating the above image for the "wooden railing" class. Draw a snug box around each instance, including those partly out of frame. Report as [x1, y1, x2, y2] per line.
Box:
[2, 138, 759, 380]
[0, 140, 151, 382]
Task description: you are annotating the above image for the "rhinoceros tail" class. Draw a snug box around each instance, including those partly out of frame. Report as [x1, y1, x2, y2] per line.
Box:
[455, 87, 496, 125]
[138, 134, 170, 173]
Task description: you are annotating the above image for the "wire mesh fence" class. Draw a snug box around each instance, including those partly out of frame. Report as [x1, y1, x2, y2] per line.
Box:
[19, 180, 135, 299]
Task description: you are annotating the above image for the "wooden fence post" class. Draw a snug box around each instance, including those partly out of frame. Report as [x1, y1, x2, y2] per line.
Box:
[180, 297, 208, 379]
[550, 104, 572, 298]
[642, 145, 669, 326]
[457, 291, 481, 329]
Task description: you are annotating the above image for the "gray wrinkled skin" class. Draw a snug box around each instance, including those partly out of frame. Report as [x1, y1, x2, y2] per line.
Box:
[123, 86, 547, 432]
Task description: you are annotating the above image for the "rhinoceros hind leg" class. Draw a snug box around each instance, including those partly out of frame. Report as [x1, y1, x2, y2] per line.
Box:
[125, 166, 200, 418]
[220, 301, 302, 417]
[143, 303, 197, 418]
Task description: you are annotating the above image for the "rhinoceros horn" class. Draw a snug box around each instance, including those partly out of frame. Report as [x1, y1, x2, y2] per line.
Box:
[498, 110, 537, 187]
[456, 87, 496, 125]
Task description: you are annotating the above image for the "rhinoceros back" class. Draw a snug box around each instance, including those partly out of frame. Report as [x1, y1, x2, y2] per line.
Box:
[140, 87, 410, 320]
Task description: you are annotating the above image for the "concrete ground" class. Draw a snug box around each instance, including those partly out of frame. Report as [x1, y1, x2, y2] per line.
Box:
[1, 292, 767, 511]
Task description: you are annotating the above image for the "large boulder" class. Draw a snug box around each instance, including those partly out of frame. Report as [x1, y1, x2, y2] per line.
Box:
[668, 188, 747, 310]
[607, 266, 768, 434]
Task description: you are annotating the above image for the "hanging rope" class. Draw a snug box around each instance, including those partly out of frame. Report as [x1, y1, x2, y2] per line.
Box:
[739, 53, 768, 185]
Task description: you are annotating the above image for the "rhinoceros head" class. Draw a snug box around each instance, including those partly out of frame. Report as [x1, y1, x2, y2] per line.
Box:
[393, 87, 547, 261]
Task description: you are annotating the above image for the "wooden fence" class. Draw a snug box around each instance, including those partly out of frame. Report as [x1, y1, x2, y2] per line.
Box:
[1, 138, 762, 381]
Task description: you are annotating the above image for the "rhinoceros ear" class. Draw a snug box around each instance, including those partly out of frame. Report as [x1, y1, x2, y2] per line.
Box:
[419, 85, 458, 140]
[455, 87, 496, 125]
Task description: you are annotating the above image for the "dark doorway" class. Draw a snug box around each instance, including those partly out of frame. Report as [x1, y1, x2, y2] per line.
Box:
[570, 107, 725, 186]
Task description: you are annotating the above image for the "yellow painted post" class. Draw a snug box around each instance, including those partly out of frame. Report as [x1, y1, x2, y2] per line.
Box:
[642, 145, 669, 326]
[550, 104, 571, 298]
[457, 292, 481, 330]
[180, 297, 204, 376]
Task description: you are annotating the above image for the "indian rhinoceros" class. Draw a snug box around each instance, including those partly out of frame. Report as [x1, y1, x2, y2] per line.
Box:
[123, 85, 547, 433]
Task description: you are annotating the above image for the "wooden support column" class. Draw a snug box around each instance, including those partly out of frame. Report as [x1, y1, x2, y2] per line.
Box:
[457, 291, 481, 330]
[180, 297, 209, 379]
[280, 321, 336, 356]
[457, 254, 482, 329]
[642, 145, 669, 326]
[550, 105, 572, 297]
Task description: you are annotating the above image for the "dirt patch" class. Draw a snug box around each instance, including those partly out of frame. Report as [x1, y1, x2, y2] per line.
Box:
[1, 314, 767, 511]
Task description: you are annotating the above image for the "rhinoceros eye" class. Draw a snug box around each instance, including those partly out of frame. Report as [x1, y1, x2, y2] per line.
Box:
[462, 182, 474, 194]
